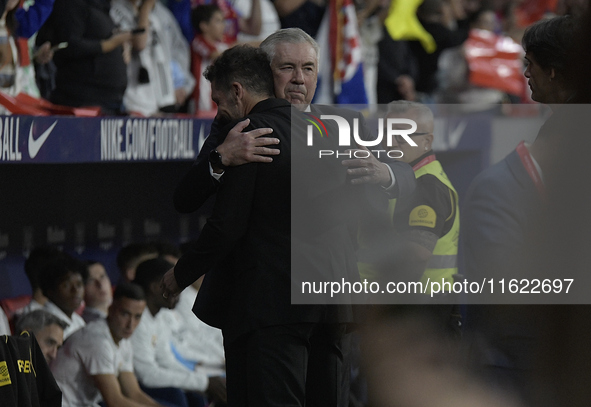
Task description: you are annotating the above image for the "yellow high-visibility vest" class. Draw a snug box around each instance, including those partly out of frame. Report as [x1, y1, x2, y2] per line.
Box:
[358, 159, 459, 292]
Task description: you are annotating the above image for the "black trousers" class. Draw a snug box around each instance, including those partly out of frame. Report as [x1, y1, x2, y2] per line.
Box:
[224, 323, 349, 407]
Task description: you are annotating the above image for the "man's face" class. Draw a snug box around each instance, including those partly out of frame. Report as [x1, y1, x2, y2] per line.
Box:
[35, 323, 64, 364]
[50, 272, 84, 316]
[524, 52, 554, 103]
[211, 81, 242, 127]
[390, 133, 429, 164]
[108, 297, 146, 343]
[84, 263, 112, 308]
[270, 42, 318, 107]
[388, 111, 433, 163]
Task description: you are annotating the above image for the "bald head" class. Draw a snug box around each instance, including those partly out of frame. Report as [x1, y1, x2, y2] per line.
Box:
[387, 101, 434, 134]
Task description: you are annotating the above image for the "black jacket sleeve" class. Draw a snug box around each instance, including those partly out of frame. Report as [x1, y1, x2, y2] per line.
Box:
[174, 161, 258, 288]
[173, 121, 221, 213]
[173, 119, 261, 287]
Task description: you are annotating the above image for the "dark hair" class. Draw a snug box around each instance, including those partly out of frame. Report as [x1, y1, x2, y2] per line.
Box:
[204, 45, 274, 97]
[16, 309, 69, 334]
[24, 246, 64, 291]
[116, 243, 158, 272]
[38, 255, 88, 295]
[522, 15, 577, 74]
[113, 283, 146, 302]
[192, 4, 222, 34]
[132, 257, 173, 294]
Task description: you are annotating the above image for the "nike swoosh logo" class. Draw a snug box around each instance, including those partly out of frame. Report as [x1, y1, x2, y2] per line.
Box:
[28, 121, 58, 159]
[448, 120, 467, 149]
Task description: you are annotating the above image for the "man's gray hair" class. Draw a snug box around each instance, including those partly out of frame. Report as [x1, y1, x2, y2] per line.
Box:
[260, 28, 320, 64]
[387, 100, 434, 129]
[16, 309, 69, 334]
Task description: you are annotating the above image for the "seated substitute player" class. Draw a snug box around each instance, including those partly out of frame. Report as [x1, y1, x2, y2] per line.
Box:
[132, 258, 226, 406]
[51, 283, 165, 407]
[15, 246, 65, 318]
[39, 254, 88, 340]
[82, 260, 113, 323]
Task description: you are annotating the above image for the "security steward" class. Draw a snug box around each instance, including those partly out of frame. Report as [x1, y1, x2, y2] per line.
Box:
[357, 101, 460, 334]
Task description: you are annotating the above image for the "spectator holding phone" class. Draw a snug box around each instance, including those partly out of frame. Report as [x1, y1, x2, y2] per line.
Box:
[110, 0, 194, 115]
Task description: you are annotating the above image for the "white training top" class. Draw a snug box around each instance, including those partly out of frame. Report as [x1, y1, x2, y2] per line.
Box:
[51, 318, 133, 407]
[130, 307, 209, 392]
[44, 300, 86, 340]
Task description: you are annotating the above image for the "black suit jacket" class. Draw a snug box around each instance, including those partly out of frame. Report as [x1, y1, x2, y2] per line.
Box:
[175, 99, 320, 343]
[173, 101, 415, 342]
[173, 105, 416, 214]
[173, 119, 222, 214]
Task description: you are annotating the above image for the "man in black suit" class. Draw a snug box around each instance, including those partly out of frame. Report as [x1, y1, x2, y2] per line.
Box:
[161, 44, 361, 406]
[172, 28, 416, 216]
[164, 28, 415, 406]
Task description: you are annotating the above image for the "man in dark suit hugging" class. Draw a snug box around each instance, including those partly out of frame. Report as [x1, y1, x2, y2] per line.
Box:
[161, 41, 370, 406]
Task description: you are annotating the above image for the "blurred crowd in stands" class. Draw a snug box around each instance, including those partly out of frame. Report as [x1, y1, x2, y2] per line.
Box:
[0, 0, 586, 116]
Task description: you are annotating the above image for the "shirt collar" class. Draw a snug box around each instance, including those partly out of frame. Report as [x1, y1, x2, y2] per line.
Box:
[408, 151, 435, 167]
[248, 98, 291, 115]
[45, 301, 74, 323]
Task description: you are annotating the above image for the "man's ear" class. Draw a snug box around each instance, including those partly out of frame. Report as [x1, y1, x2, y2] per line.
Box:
[550, 67, 556, 80]
[149, 280, 161, 296]
[425, 133, 434, 150]
[232, 82, 244, 100]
